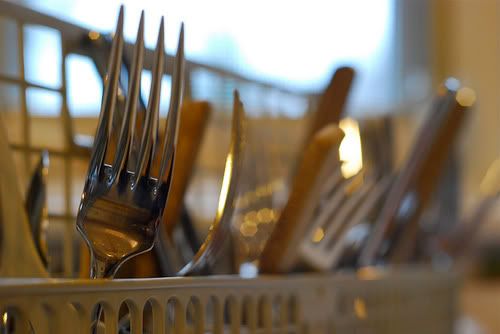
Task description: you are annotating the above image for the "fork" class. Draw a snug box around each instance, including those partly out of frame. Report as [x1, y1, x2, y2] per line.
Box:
[76, 7, 184, 279]
[298, 172, 393, 271]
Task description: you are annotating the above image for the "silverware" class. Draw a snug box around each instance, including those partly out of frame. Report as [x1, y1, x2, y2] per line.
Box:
[293, 109, 394, 272]
[173, 91, 245, 275]
[25, 151, 49, 267]
[0, 138, 49, 334]
[299, 173, 393, 271]
[126, 94, 243, 277]
[0, 118, 48, 278]
[155, 101, 212, 275]
[359, 79, 476, 265]
[85, 27, 208, 278]
[259, 124, 344, 274]
[118, 103, 212, 278]
[76, 7, 184, 279]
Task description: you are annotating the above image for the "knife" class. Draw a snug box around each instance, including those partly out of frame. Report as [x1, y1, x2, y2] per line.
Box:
[359, 79, 476, 265]
[259, 124, 344, 273]
[304, 66, 355, 144]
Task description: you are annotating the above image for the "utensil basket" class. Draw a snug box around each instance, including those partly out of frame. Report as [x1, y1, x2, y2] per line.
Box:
[0, 4, 457, 334]
[0, 269, 456, 333]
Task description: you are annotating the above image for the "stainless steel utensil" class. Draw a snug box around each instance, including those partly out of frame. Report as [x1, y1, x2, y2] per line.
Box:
[122, 94, 244, 277]
[293, 107, 394, 272]
[76, 7, 184, 279]
[25, 151, 49, 267]
[359, 79, 476, 265]
[259, 124, 344, 274]
[155, 101, 213, 276]
[0, 119, 48, 278]
[299, 173, 393, 271]
[119, 101, 212, 278]
[137, 93, 244, 278]
[172, 90, 245, 276]
[82, 13, 244, 277]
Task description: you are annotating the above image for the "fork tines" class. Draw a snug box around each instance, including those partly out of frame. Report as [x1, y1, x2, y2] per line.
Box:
[87, 6, 184, 192]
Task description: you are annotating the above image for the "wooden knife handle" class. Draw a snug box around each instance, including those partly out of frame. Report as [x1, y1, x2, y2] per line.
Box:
[305, 67, 354, 143]
[162, 101, 212, 234]
[259, 124, 344, 274]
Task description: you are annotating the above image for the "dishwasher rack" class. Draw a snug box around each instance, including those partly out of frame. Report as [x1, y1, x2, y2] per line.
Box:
[0, 269, 456, 334]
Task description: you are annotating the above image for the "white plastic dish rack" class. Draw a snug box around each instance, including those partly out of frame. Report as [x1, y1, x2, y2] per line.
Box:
[0, 269, 456, 334]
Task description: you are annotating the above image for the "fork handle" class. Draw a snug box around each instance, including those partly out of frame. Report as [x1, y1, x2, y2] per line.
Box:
[90, 255, 120, 279]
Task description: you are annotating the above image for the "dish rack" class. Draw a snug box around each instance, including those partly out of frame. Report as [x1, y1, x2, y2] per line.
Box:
[0, 269, 456, 333]
[0, 3, 457, 334]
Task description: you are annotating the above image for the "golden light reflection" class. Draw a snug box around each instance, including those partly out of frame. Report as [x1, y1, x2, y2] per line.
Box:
[256, 185, 268, 197]
[217, 155, 233, 217]
[2, 312, 7, 325]
[338, 118, 363, 178]
[244, 210, 258, 223]
[235, 179, 284, 209]
[240, 221, 258, 237]
[354, 298, 367, 319]
[357, 266, 383, 280]
[480, 158, 500, 196]
[238, 207, 279, 237]
[42, 165, 49, 178]
[312, 227, 325, 243]
[88, 31, 100, 40]
[257, 208, 273, 223]
[345, 171, 365, 194]
[456, 87, 476, 107]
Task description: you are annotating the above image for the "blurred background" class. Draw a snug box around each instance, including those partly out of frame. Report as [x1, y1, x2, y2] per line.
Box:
[0, 0, 498, 331]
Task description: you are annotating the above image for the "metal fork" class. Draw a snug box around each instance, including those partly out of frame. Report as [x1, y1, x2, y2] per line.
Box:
[298, 172, 393, 271]
[76, 7, 184, 279]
